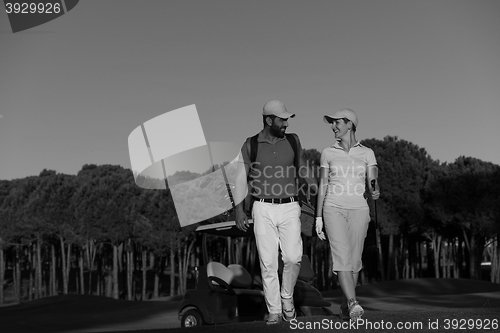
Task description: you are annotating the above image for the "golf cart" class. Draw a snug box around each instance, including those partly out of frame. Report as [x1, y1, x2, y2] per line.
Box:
[178, 220, 334, 327]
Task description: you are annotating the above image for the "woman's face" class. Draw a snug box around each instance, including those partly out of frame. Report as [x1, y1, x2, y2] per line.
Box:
[331, 119, 350, 138]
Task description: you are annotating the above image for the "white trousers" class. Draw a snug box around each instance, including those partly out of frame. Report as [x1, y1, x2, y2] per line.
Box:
[253, 201, 302, 314]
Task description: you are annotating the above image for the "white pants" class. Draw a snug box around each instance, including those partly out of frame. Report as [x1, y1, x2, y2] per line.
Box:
[253, 201, 302, 314]
[323, 207, 370, 273]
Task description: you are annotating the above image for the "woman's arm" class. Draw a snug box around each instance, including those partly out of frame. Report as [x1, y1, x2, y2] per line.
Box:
[367, 165, 380, 200]
[315, 166, 328, 216]
[315, 166, 328, 240]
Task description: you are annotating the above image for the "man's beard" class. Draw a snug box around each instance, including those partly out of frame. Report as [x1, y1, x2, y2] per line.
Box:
[270, 124, 286, 138]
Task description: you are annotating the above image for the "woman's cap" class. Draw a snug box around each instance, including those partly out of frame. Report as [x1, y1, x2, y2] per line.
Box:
[323, 109, 358, 127]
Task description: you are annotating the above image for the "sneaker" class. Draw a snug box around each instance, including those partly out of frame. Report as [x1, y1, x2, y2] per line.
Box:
[282, 307, 296, 322]
[339, 304, 350, 321]
[281, 297, 296, 322]
[266, 313, 282, 325]
[348, 299, 364, 321]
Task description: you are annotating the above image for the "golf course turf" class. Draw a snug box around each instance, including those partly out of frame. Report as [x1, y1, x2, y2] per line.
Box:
[1, 278, 499, 332]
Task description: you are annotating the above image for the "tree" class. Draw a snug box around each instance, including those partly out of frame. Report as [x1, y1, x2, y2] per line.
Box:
[137, 188, 177, 298]
[74, 164, 134, 298]
[425, 157, 500, 279]
[113, 175, 142, 300]
[0, 176, 45, 301]
[24, 171, 79, 296]
[0, 180, 12, 304]
[361, 136, 436, 280]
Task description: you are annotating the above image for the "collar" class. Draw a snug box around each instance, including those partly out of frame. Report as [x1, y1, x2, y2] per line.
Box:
[332, 140, 363, 150]
[257, 130, 287, 144]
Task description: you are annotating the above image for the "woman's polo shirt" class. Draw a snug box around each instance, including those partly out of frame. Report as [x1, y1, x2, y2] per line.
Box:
[320, 141, 377, 210]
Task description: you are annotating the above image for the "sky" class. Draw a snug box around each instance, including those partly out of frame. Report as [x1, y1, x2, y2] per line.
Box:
[1, 0, 500, 181]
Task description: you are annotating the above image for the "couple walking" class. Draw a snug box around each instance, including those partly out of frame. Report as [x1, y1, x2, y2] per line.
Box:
[234, 100, 380, 324]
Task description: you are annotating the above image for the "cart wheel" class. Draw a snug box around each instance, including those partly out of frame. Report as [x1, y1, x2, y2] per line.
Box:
[181, 309, 204, 328]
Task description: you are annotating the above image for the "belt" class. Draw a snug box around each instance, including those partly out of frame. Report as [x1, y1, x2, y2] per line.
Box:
[257, 196, 299, 204]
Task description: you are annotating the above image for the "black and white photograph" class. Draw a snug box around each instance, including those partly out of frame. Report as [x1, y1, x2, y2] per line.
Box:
[1, 1, 499, 332]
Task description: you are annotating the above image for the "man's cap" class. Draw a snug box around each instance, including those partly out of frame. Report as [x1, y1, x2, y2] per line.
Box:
[263, 100, 295, 119]
[323, 109, 358, 127]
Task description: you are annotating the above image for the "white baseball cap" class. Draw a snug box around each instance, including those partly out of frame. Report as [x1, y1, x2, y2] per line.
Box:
[263, 100, 295, 119]
[323, 109, 358, 127]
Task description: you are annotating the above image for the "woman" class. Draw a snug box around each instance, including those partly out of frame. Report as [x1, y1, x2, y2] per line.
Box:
[315, 109, 380, 321]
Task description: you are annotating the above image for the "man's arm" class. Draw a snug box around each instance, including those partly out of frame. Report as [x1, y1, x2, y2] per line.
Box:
[295, 134, 318, 202]
[234, 149, 251, 231]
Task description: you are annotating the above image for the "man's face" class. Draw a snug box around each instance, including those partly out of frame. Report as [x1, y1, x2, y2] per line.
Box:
[270, 116, 288, 138]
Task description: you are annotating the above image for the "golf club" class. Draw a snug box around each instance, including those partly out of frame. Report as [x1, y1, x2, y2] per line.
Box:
[370, 179, 378, 229]
[371, 179, 385, 281]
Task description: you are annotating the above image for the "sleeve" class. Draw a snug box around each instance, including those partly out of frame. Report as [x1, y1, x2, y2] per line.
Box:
[240, 139, 251, 166]
[293, 133, 303, 158]
[366, 148, 377, 167]
[320, 148, 329, 169]
[292, 133, 306, 167]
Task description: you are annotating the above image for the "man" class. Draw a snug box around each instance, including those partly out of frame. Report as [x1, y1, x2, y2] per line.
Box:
[234, 100, 315, 324]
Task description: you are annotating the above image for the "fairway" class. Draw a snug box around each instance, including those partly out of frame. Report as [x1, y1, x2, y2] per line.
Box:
[1, 278, 499, 332]
[154, 309, 500, 333]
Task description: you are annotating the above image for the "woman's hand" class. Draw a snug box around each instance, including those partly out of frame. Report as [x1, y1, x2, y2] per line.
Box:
[371, 182, 380, 200]
[315, 217, 326, 240]
[369, 178, 380, 200]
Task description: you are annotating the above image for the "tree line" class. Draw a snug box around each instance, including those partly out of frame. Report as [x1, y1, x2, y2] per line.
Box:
[361, 137, 500, 284]
[0, 136, 499, 304]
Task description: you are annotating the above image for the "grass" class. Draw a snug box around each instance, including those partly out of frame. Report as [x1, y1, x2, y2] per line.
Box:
[97, 308, 500, 333]
[98, 308, 500, 333]
[1, 278, 499, 333]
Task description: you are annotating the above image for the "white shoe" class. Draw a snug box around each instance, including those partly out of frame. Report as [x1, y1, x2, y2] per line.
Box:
[348, 299, 364, 321]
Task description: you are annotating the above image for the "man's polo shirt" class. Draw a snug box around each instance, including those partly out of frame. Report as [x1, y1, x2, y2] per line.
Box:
[241, 131, 297, 199]
[320, 141, 377, 210]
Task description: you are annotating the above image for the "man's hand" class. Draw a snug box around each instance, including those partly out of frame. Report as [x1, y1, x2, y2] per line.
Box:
[315, 217, 326, 240]
[235, 207, 249, 232]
